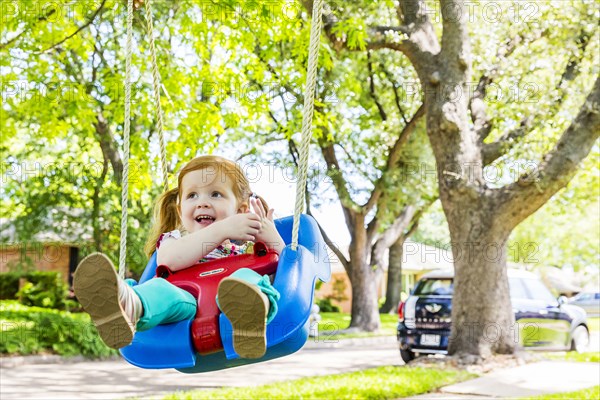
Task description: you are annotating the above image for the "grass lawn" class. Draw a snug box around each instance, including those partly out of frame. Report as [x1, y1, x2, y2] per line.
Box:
[543, 351, 600, 363]
[162, 365, 476, 400]
[318, 312, 397, 340]
[522, 385, 599, 399]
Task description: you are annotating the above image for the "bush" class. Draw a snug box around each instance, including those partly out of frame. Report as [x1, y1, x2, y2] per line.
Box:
[16, 272, 68, 309]
[1, 271, 69, 309]
[317, 298, 340, 313]
[0, 300, 117, 358]
[0, 272, 21, 299]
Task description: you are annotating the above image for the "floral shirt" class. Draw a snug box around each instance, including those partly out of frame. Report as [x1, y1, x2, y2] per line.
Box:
[157, 230, 252, 263]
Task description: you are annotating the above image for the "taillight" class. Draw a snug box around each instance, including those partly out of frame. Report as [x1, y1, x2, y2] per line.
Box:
[397, 301, 405, 322]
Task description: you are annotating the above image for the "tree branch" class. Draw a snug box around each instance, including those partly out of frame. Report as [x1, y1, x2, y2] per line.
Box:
[0, 30, 27, 50]
[495, 77, 600, 230]
[481, 117, 532, 165]
[478, 28, 591, 164]
[382, 66, 409, 124]
[370, 205, 417, 271]
[310, 0, 436, 72]
[336, 144, 372, 183]
[367, 51, 387, 121]
[319, 141, 360, 230]
[472, 36, 521, 140]
[404, 214, 421, 238]
[0, 7, 58, 50]
[472, 30, 547, 141]
[254, 46, 303, 101]
[370, 198, 434, 272]
[439, 0, 470, 70]
[39, 0, 107, 53]
[306, 206, 350, 270]
[364, 104, 425, 212]
[558, 30, 593, 88]
[91, 153, 109, 251]
[396, 0, 440, 62]
[366, 26, 436, 71]
[94, 112, 124, 183]
[288, 137, 350, 269]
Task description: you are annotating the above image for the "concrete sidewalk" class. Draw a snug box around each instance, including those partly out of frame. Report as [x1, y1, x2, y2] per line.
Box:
[0, 337, 400, 400]
[2, 336, 599, 399]
[407, 360, 600, 399]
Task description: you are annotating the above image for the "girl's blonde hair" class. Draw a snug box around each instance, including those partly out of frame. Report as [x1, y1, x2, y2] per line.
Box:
[144, 155, 268, 257]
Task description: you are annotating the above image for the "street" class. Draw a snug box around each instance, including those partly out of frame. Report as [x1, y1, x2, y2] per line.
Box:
[1, 337, 400, 400]
[3, 333, 598, 400]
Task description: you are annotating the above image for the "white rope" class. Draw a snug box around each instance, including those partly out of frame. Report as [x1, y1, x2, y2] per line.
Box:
[291, 0, 323, 250]
[144, 0, 169, 193]
[119, 0, 134, 278]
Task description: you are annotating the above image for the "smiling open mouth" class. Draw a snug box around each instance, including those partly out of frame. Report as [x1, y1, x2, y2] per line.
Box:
[195, 215, 215, 224]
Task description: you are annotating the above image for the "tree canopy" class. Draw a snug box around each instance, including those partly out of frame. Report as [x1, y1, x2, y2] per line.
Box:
[1, 1, 598, 357]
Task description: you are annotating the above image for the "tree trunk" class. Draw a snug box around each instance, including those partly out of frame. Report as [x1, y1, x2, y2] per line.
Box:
[347, 214, 380, 331]
[94, 113, 123, 183]
[91, 157, 108, 252]
[380, 235, 405, 313]
[444, 205, 515, 358]
[426, 115, 516, 357]
[347, 258, 380, 331]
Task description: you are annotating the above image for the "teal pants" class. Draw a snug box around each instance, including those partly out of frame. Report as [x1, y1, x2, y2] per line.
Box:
[126, 278, 197, 331]
[126, 268, 280, 331]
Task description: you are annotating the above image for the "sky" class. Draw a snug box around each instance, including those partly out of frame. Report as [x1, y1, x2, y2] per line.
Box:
[237, 161, 351, 248]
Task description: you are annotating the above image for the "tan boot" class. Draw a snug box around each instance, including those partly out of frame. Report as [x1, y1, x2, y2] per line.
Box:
[217, 277, 270, 359]
[73, 253, 142, 349]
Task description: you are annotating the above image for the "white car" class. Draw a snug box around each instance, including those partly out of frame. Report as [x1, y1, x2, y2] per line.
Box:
[569, 292, 600, 317]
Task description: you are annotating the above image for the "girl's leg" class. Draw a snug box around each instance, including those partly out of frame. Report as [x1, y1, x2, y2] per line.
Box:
[73, 253, 196, 349]
[132, 278, 197, 331]
[73, 253, 141, 349]
[217, 268, 280, 359]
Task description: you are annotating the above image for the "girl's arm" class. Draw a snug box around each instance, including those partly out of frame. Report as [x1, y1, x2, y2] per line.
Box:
[250, 197, 286, 255]
[157, 213, 262, 270]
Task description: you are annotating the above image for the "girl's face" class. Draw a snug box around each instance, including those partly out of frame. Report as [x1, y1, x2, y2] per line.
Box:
[179, 168, 245, 234]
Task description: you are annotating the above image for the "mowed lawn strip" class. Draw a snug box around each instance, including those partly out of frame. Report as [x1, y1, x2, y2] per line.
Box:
[319, 312, 398, 339]
[521, 385, 600, 400]
[162, 365, 475, 400]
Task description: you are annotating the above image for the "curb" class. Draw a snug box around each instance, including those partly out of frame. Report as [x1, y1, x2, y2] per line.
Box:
[1, 336, 396, 367]
[303, 334, 396, 349]
[1, 354, 121, 368]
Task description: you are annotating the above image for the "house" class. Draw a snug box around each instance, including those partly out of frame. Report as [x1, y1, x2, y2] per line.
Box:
[0, 216, 92, 286]
[315, 241, 454, 313]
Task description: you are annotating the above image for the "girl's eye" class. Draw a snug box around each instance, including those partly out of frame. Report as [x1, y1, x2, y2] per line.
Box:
[211, 191, 223, 198]
[188, 192, 198, 199]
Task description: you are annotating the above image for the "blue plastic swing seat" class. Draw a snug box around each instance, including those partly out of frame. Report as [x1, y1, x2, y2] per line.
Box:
[119, 214, 331, 373]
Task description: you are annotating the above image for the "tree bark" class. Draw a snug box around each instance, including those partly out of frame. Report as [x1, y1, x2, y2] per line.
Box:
[425, 81, 517, 357]
[444, 209, 515, 357]
[495, 77, 600, 230]
[347, 213, 380, 331]
[371, 205, 419, 313]
[94, 113, 123, 183]
[91, 156, 108, 252]
[380, 234, 406, 314]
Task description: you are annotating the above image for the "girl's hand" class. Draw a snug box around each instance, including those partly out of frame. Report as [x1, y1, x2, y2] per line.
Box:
[250, 197, 286, 254]
[220, 212, 262, 242]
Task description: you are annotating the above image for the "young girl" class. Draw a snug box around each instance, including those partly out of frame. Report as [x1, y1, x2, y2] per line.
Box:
[73, 155, 286, 359]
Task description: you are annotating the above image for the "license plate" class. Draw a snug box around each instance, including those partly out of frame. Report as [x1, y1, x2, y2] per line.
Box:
[420, 334, 441, 346]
